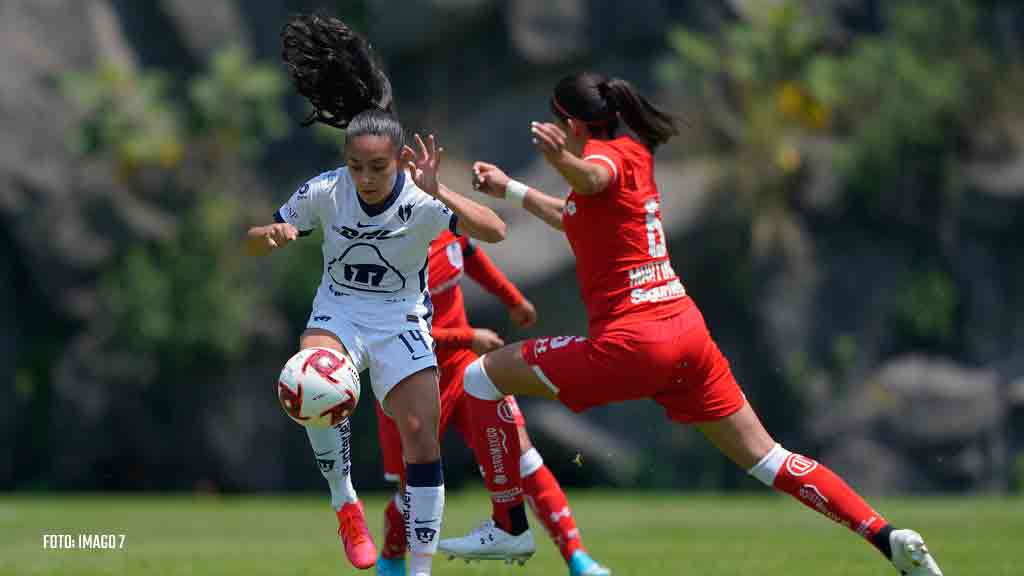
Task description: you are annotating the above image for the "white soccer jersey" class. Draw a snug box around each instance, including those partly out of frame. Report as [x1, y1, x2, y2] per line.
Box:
[276, 167, 456, 329]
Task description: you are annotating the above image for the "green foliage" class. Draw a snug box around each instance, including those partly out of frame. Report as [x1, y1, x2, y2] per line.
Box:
[63, 47, 291, 368]
[190, 47, 289, 157]
[105, 195, 251, 361]
[821, 1, 984, 209]
[893, 267, 958, 345]
[60, 64, 185, 173]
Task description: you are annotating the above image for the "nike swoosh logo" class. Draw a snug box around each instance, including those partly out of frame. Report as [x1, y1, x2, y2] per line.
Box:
[314, 450, 332, 456]
[411, 354, 432, 361]
[414, 518, 439, 524]
[356, 222, 376, 228]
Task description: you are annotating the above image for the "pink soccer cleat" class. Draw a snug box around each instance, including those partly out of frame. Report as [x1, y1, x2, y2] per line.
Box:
[336, 500, 378, 570]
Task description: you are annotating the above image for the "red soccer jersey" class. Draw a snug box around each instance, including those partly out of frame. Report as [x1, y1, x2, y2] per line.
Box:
[428, 230, 524, 383]
[561, 136, 690, 334]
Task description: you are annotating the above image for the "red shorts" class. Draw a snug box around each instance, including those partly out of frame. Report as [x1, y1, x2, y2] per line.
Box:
[521, 300, 745, 424]
[376, 353, 525, 482]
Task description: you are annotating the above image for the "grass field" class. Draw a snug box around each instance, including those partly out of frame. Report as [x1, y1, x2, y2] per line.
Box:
[1, 490, 1019, 575]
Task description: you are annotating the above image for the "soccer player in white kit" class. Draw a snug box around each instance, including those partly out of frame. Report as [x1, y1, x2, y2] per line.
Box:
[245, 14, 508, 576]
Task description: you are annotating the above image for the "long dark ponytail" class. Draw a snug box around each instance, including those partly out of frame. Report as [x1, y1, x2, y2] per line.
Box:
[552, 72, 679, 150]
[280, 13, 393, 129]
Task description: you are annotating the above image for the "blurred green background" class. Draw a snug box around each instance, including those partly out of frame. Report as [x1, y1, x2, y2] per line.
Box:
[2, 0, 1024, 500]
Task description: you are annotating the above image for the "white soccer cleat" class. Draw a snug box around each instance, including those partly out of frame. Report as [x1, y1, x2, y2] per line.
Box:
[438, 519, 535, 563]
[890, 529, 943, 576]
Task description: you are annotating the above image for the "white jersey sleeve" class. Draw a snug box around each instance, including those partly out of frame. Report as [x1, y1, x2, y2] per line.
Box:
[420, 195, 458, 240]
[275, 171, 334, 235]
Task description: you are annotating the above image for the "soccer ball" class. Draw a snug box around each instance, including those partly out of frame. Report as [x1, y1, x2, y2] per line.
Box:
[277, 347, 361, 427]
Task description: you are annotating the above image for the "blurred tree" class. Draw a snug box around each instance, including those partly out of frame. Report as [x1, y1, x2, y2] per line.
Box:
[55, 47, 292, 490]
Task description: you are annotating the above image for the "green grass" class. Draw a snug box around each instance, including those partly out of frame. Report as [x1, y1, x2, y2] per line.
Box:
[1, 491, 1018, 575]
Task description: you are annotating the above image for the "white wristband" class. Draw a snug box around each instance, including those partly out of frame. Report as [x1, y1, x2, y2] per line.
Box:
[505, 179, 529, 206]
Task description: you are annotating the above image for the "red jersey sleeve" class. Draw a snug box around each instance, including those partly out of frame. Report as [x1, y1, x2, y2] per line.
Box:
[431, 326, 475, 349]
[462, 240, 525, 308]
[582, 141, 624, 192]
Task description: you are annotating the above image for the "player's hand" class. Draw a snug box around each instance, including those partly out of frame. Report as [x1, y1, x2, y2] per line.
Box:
[508, 299, 537, 328]
[470, 328, 505, 355]
[264, 222, 299, 249]
[471, 162, 511, 199]
[404, 133, 442, 198]
[530, 121, 572, 165]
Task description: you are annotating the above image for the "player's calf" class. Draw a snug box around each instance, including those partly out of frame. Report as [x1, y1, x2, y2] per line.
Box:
[464, 358, 529, 535]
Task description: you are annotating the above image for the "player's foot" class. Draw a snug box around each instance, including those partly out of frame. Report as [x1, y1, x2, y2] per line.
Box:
[374, 553, 405, 576]
[890, 529, 943, 575]
[336, 500, 377, 570]
[569, 549, 612, 576]
[438, 519, 535, 564]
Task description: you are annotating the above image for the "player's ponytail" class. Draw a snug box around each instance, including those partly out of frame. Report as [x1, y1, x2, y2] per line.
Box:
[601, 77, 679, 150]
[551, 72, 679, 150]
[281, 13, 394, 129]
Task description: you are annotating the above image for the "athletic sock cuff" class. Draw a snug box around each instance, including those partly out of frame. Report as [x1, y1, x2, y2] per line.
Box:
[407, 460, 444, 487]
[520, 448, 544, 478]
[747, 443, 790, 486]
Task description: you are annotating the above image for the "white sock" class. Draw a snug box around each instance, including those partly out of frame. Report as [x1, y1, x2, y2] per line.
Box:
[463, 357, 503, 400]
[747, 443, 790, 487]
[305, 418, 358, 509]
[520, 447, 544, 478]
[405, 460, 445, 575]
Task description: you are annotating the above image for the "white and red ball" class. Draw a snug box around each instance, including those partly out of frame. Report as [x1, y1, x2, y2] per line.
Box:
[277, 347, 360, 427]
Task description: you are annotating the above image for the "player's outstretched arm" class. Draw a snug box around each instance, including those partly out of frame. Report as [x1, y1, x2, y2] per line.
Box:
[245, 222, 299, 256]
[405, 133, 507, 243]
[472, 162, 566, 231]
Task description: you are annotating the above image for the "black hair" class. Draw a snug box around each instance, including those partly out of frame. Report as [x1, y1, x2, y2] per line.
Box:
[551, 72, 679, 149]
[280, 13, 393, 129]
[346, 108, 405, 153]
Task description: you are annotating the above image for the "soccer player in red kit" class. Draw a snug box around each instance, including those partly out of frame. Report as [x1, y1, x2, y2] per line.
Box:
[439, 72, 943, 576]
[374, 230, 610, 576]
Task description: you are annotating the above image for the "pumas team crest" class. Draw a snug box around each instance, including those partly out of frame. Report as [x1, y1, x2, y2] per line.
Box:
[328, 244, 406, 293]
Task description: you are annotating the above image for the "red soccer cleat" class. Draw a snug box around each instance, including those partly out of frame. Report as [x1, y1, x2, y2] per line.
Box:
[336, 500, 378, 570]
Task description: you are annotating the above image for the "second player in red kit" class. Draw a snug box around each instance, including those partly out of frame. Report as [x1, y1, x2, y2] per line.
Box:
[440, 71, 943, 576]
[374, 230, 610, 576]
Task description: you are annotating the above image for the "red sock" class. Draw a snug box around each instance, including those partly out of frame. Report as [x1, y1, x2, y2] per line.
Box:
[524, 464, 582, 563]
[771, 452, 887, 539]
[381, 494, 406, 559]
[467, 395, 525, 533]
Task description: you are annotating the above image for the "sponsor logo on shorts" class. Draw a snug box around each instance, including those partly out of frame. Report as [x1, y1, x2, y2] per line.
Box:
[532, 336, 585, 357]
[317, 459, 335, 473]
[312, 314, 332, 323]
[785, 454, 819, 477]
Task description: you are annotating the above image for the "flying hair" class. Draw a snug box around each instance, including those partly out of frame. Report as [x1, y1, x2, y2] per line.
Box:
[280, 13, 393, 129]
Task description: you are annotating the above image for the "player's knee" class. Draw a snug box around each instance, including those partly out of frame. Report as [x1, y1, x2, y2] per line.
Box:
[396, 416, 440, 462]
[463, 357, 503, 400]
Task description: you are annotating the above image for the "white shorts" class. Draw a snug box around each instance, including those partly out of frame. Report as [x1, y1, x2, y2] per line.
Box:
[306, 307, 437, 411]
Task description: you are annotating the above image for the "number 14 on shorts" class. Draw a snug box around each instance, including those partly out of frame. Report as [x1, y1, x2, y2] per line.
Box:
[398, 330, 432, 360]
